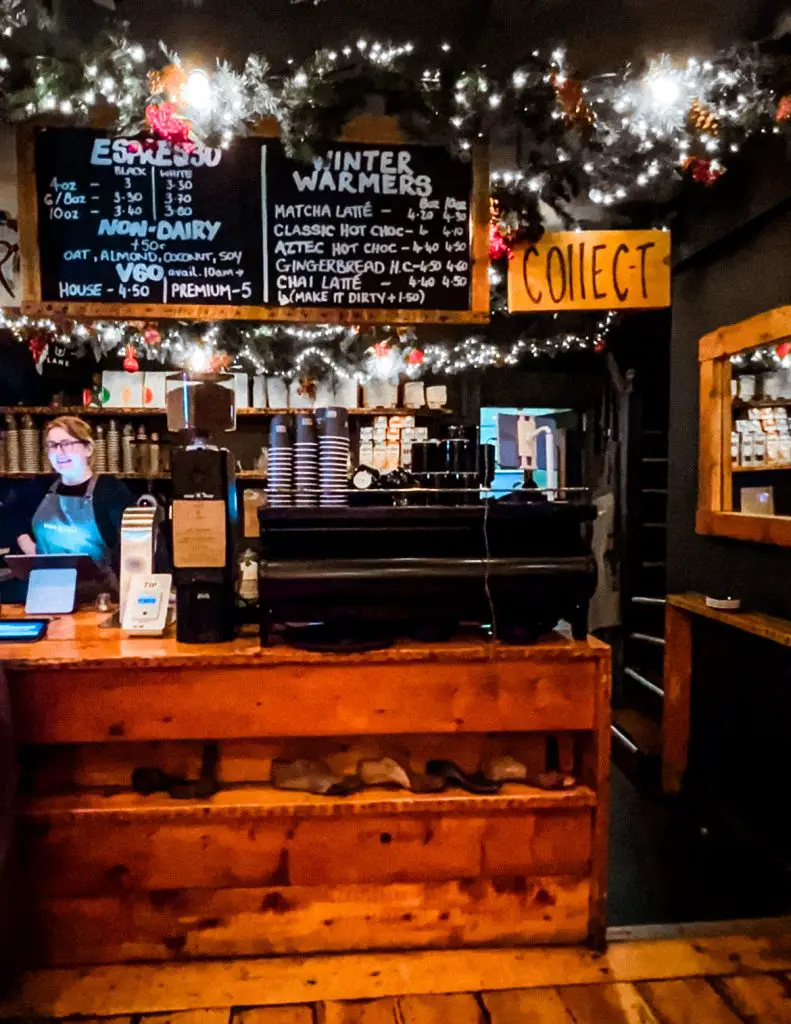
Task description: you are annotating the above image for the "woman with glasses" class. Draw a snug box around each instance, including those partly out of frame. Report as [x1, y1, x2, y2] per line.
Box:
[15, 416, 132, 583]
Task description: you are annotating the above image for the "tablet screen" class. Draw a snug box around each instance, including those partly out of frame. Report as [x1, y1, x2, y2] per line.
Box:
[0, 619, 48, 641]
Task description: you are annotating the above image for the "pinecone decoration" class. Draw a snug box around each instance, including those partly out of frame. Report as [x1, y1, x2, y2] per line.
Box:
[688, 99, 719, 136]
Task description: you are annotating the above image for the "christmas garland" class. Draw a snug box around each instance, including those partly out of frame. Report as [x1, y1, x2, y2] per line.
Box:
[1, 6, 788, 376]
[0, 308, 616, 381]
[1, 13, 789, 231]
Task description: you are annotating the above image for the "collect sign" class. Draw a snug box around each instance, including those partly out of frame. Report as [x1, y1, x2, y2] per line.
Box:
[508, 230, 671, 312]
[20, 127, 488, 323]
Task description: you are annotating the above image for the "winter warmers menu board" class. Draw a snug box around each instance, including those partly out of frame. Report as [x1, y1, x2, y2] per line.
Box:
[19, 127, 489, 323]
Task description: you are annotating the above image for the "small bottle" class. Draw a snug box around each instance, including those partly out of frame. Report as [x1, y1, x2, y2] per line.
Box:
[149, 432, 160, 476]
[237, 548, 259, 605]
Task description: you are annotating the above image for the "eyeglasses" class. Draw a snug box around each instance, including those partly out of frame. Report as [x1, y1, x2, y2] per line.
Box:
[46, 440, 87, 453]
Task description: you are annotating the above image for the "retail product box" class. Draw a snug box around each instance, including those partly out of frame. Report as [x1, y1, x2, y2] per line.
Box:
[142, 372, 168, 409]
[252, 376, 268, 409]
[102, 370, 144, 408]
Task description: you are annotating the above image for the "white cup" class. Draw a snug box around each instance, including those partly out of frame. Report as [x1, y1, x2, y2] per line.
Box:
[266, 377, 288, 409]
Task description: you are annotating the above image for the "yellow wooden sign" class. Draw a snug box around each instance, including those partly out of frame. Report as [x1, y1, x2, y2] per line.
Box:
[508, 229, 671, 312]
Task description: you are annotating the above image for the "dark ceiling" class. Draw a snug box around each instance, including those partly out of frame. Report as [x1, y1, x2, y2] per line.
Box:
[79, 0, 790, 73]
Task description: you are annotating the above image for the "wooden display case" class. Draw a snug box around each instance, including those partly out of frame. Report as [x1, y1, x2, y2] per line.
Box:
[698, 304, 791, 546]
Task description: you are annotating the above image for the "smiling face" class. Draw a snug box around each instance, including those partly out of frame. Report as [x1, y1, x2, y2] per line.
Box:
[47, 425, 93, 484]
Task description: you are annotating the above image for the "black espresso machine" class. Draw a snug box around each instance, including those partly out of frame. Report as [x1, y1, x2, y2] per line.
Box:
[258, 502, 597, 646]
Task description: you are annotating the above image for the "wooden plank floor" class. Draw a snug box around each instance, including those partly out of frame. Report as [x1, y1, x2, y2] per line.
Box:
[3, 933, 791, 1022]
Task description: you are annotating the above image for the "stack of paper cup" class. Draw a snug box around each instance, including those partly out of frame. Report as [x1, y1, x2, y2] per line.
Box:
[268, 415, 293, 508]
[294, 414, 319, 508]
[317, 407, 350, 507]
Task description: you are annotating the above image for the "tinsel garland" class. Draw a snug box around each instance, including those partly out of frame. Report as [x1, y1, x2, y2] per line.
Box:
[0, 310, 616, 380]
[0, 24, 787, 231]
[0, 0, 25, 38]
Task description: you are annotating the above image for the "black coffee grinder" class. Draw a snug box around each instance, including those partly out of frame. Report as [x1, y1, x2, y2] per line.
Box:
[167, 372, 238, 643]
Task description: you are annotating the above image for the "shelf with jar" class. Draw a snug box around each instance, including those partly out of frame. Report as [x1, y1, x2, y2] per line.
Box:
[1, 412, 170, 478]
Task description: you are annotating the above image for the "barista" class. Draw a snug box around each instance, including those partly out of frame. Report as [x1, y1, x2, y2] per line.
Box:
[15, 416, 133, 580]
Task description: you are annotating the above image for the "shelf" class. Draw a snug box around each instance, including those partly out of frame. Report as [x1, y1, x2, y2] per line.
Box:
[20, 782, 597, 825]
[0, 406, 449, 418]
[732, 463, 791, 472]
[733, 398, 791, 408]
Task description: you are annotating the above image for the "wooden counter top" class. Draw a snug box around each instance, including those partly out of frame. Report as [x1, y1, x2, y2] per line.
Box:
[667, 592, 791, 649]
[0, 607, 608, 671]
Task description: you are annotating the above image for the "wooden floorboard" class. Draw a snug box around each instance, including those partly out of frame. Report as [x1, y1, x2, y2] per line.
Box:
[482, 988, 573, 1023]
[556, 983, 660, 1023]
[3, 934, 791, 1020]
[140, 1014, 232, 1024]
[237, 1010, 315, 1024]
[718, 974, 791, 1021]
[637, 978, 742, 1023]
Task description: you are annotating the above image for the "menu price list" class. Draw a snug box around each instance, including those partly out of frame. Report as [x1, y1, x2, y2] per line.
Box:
[265, 143, 473, 310]
[33, 130, 475, 313]
[35, 128, 265, 306]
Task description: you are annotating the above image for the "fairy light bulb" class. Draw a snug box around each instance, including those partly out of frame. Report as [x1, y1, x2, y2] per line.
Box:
[187, 346, 210, 373]
[646, 71, 681, 107]
[182, 68, 212, 111]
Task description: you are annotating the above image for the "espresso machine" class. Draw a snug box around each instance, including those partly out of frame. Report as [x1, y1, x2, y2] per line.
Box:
[168, 372, 238, 643]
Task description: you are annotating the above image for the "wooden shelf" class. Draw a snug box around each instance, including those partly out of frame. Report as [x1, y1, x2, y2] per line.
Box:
[668, 592, 791, 650]
[0, 406, 449, 418]
[733, 398, 791, 408]
[20, 782, 598, 825]
[732, 463, 791, 472]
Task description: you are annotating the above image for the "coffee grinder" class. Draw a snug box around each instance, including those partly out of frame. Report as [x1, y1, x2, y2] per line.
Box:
[167, 372, 238, 643]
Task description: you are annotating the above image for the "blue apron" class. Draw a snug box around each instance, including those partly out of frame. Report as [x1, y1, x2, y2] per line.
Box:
[32, 475, 115, 594]
[32, 474, 107, 560]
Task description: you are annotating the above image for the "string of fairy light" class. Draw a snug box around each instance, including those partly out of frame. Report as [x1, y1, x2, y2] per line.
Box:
[0, 21, 786, 213]
[0, 308, 617, 380]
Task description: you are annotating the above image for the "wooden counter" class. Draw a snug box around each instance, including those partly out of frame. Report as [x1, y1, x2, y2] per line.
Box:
[4, 610, 611, 966]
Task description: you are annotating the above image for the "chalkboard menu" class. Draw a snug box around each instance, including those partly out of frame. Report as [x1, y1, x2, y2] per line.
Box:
[20, 126, 488, 323]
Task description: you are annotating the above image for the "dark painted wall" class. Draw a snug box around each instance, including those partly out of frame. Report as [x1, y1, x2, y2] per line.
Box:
[668, 146, 791, 617]
[667, 145, 791, 865]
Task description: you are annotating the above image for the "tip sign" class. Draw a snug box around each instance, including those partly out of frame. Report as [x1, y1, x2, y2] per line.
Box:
[508, 229, 671, 312]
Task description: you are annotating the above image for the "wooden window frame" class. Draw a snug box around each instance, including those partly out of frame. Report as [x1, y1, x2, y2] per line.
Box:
[697, 305, 791, 546]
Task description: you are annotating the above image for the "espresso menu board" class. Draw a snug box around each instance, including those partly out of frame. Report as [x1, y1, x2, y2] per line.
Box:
[23, 127, 487, 322]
